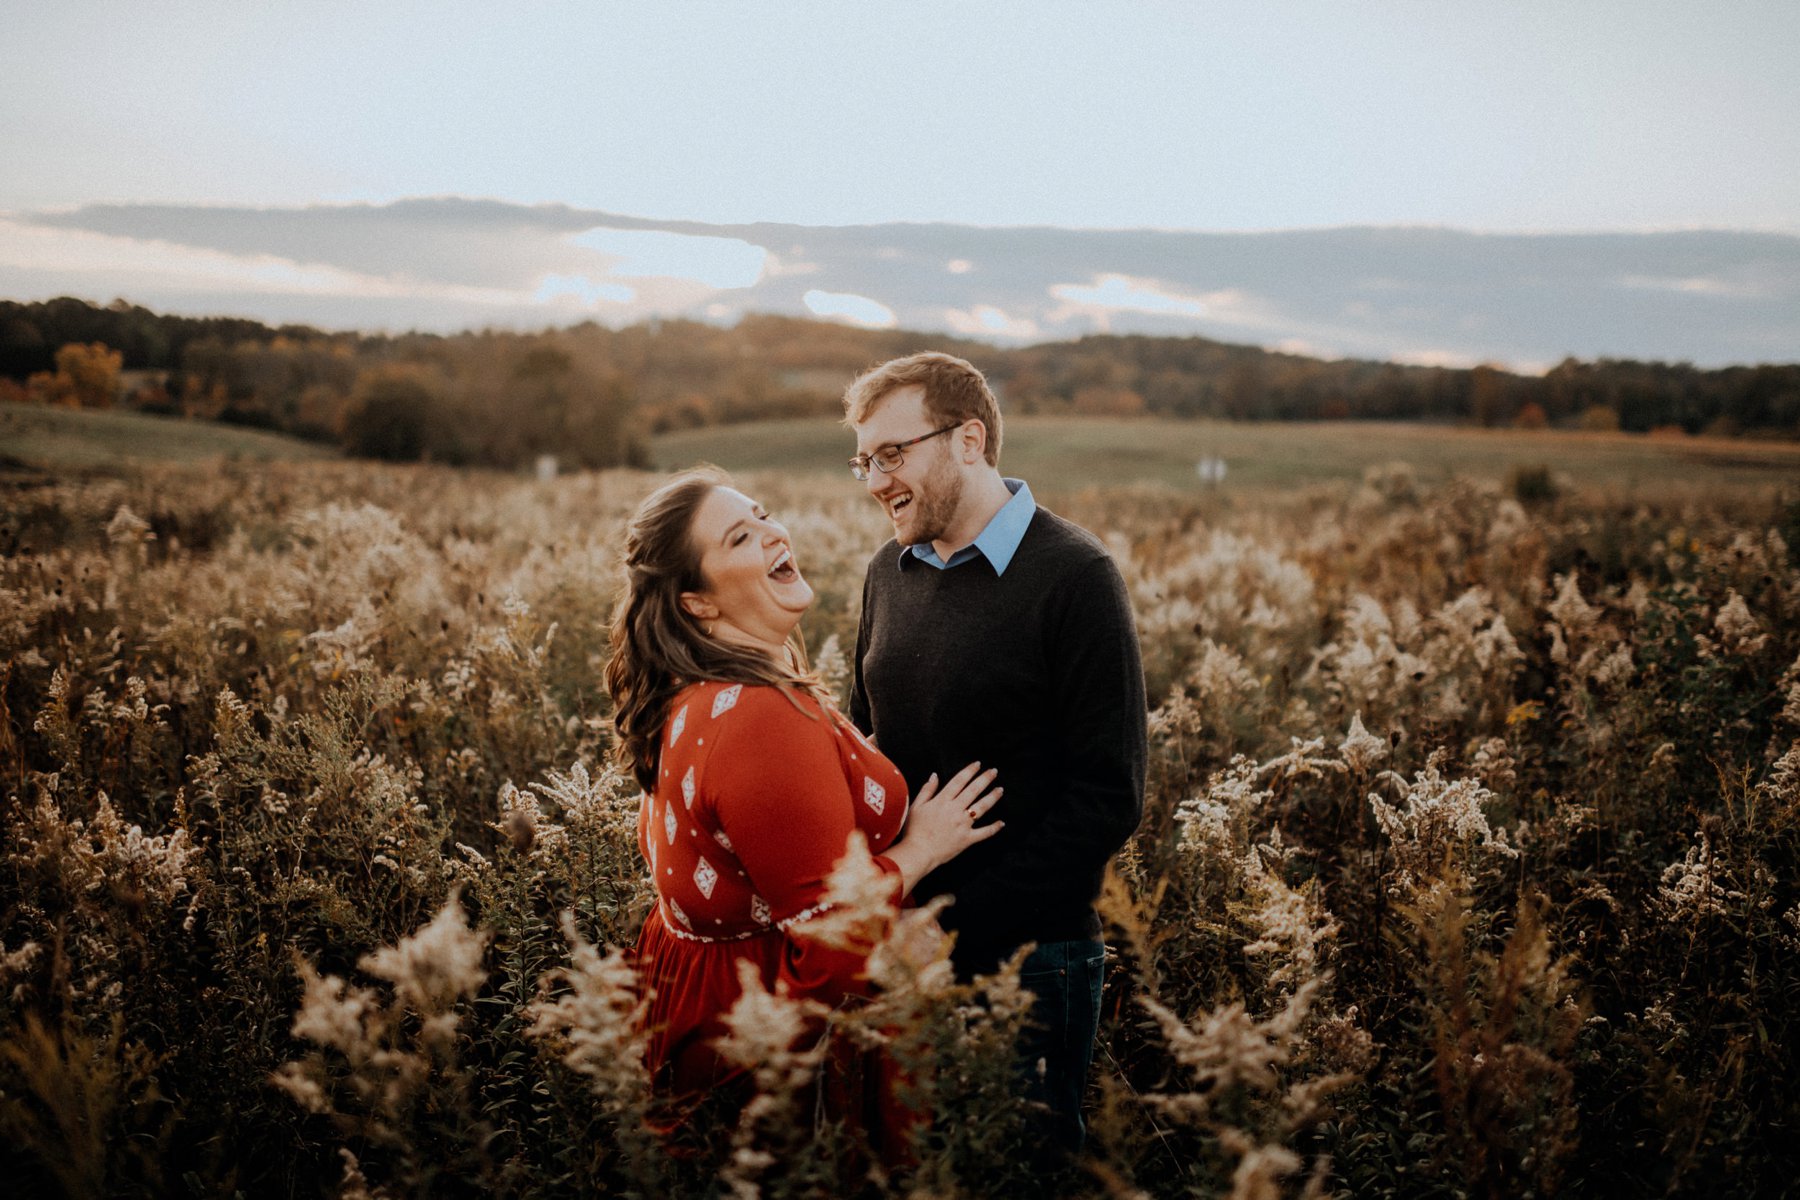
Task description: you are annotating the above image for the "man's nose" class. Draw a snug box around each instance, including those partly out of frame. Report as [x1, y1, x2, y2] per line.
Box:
[863, 467, 886, 496]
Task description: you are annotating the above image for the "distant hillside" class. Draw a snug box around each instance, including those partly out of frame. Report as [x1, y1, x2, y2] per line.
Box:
[16, 199, 1800, 367]
[2, 298, 1795, 472]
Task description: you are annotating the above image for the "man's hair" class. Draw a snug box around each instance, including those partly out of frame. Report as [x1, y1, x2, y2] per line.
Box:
[842, 352, 1002, 467]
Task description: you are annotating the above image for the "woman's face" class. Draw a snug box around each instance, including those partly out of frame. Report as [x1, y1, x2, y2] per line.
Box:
[683, 486, 813, 652]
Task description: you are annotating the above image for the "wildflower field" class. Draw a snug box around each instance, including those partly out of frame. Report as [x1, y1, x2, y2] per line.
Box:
[2, 451, 1797, 1198]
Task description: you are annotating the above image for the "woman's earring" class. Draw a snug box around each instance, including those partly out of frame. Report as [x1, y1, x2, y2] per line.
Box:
[704, 621, 715, 637]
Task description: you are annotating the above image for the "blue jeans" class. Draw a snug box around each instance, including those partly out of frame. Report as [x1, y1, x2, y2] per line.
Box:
[1016, 938, 1107, 1155]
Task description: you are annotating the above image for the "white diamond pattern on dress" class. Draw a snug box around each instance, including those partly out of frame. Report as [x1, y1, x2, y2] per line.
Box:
[713, 827, 734, 852]
[669, 704, 687, 746]
[663, 803, 677, 844]
[712, 684, 742, 718]
[681, 765, 696, 810]
[751, 895, 771, 925]
[667, 898, 692, 930]
[694, 857, 718, 899]
[864, 776, 886, 815]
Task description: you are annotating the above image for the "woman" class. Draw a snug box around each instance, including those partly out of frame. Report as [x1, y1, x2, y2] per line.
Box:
[605, 467, 1002, 1126]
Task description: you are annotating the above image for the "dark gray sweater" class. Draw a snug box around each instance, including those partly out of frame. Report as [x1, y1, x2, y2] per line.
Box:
[850, 505, 1147, 976]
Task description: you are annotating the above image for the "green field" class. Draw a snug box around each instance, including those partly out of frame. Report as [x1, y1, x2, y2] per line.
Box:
[654, 416, 1800, 495]
[6, 405, 1796, 496]
[0, 404, 338, 470]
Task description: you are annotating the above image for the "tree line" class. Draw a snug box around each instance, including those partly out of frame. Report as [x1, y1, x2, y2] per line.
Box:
[3, 297, 1796, 468]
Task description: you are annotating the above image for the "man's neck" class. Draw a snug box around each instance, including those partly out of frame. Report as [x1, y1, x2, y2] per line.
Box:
[930, 471, 1016, 562]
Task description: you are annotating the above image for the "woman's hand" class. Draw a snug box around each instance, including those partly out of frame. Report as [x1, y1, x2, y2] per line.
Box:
[886, 761, 1004, 897]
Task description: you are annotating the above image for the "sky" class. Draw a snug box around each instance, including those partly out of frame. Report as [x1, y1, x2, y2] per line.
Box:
[2, 1, 1797, 366]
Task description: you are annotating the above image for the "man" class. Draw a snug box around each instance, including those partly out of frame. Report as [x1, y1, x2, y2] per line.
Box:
[844, 351, 1147, 1150]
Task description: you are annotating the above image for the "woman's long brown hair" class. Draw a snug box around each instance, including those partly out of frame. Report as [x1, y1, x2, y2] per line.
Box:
[605, 467, 828, 793]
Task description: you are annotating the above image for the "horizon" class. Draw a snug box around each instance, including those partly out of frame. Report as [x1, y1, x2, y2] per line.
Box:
[7, 201, 1796, 370]
[18, 286, 1796, 380]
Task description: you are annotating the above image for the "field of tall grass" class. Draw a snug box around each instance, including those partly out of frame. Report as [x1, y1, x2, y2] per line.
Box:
[1, 453, 1796, 1197]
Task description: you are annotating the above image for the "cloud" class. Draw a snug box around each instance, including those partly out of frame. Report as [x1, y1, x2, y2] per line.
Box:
[946, 258, 973, 274]
[763, 252, 820, 277]
[0, 217, 520, 306]
[1392, 348, 1480, 369]
[1045, 276, 1289, 340]
[1618, 273, 1768, 299]
[1050, 273, 1211, 319]
[533, 274, 636, 306]
[944, 304, 1039, 340]
[803, 289, 895, 328]
[569, 226, 767, 289]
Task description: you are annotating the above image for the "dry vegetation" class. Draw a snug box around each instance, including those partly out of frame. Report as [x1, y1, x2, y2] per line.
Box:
[1, 456, 1797, 1198]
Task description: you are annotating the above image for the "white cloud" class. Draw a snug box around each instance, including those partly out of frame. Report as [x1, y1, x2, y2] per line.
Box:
[944, 304, 1039, 340]
[763, 252, 820, 277]
[946, 258, 973, 274]
[1618, 274, 1769, 299]
[0, 217, 521, 304]
[1050, 273, 1210, 319]
[803, 289, 895, 328]
[533, 273, 636, 306]
[570, 227, 767, 289]
[1392, 348, 1479, 369]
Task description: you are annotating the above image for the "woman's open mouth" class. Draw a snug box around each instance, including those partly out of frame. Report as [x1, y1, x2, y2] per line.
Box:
[767, 548, 800, 583]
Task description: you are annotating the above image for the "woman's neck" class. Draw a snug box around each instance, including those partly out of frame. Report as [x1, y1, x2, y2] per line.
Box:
[710, 618, 792, 663]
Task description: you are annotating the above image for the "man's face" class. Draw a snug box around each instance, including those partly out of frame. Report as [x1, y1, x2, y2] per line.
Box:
[853, 385, 965, 547]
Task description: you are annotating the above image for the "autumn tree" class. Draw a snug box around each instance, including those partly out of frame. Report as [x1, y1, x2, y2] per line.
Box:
[341, 365, 462, 462]
[26, 341, 122, 408]
[1469, 363, 1510, 427]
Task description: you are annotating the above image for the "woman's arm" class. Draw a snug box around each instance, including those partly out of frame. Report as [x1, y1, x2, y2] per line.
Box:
[708, 690, 904, 1003]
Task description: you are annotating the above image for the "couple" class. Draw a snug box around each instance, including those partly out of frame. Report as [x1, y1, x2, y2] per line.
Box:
[605, 352, 1148, 1155]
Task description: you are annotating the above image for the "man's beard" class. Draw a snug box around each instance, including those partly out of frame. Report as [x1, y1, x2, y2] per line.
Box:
[896, 454, 964, 547]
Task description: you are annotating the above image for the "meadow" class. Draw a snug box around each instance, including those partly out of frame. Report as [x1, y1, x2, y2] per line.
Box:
[0, 404, 338, 472]
[654, 415, 1800, 492]
[1, 421, 1797, 1197]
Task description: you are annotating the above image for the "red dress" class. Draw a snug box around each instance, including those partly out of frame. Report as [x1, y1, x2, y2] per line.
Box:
[633, 680, 909, 1099]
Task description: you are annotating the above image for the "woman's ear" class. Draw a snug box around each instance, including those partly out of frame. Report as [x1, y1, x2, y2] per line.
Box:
[679, 592, 718, 621]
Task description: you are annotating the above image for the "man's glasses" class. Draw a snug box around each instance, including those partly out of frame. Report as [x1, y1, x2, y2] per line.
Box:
[848, 423, 962, 481]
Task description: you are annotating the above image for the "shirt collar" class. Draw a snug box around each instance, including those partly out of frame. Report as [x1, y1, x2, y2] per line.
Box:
[898, 478, 1036, 575]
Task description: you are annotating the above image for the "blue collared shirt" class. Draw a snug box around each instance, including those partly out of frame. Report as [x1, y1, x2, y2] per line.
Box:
[900, 478, 1036, 575]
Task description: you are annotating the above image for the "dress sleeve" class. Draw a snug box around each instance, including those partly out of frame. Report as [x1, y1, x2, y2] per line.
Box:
[709, 688, 903, 1008]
